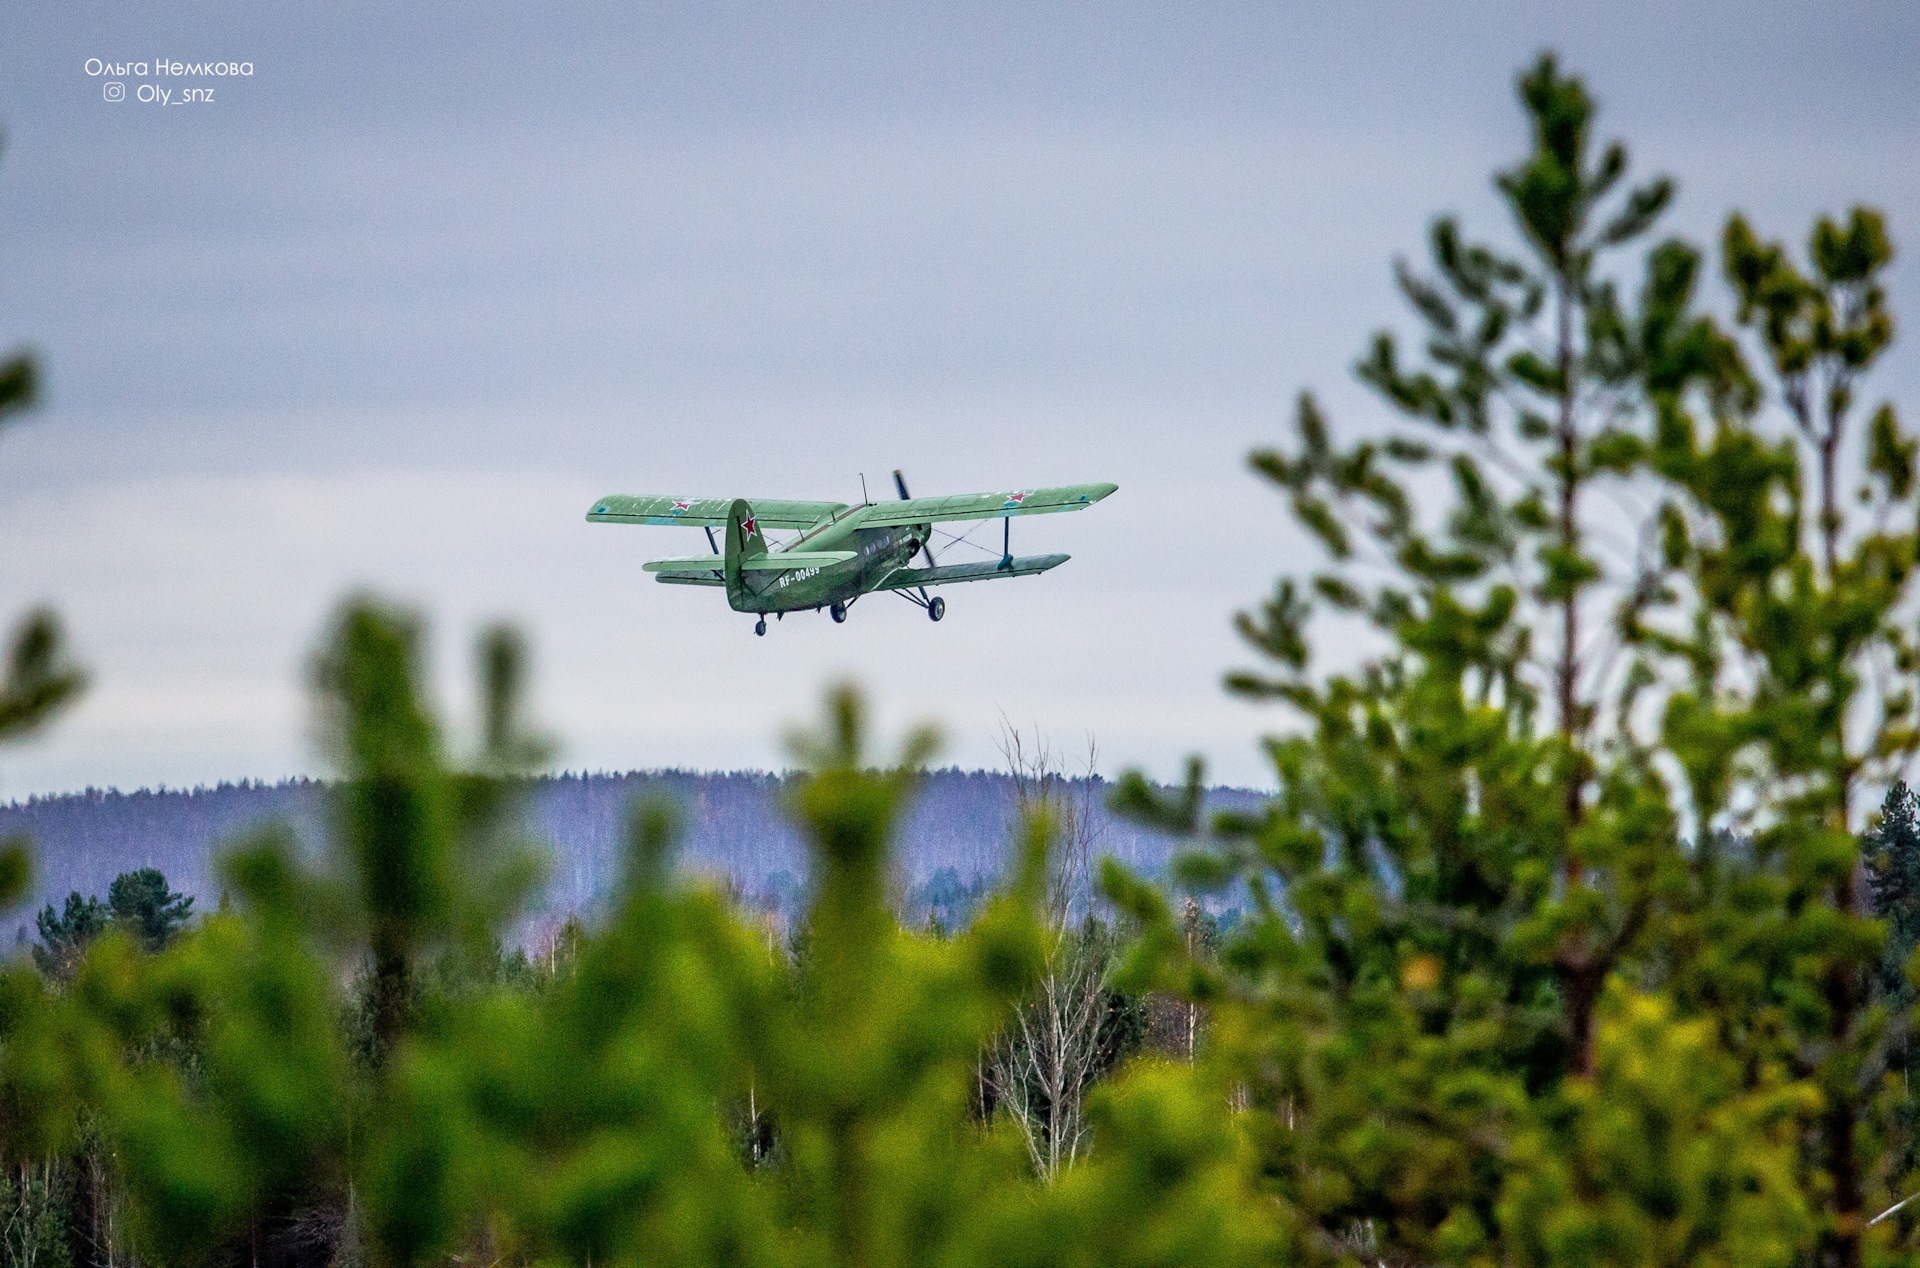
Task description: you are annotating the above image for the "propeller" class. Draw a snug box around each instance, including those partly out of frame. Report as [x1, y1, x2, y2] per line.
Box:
[893, 469, 938, 569]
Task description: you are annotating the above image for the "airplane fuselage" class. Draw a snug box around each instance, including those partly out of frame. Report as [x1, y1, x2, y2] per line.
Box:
[733, 510, 927, 614]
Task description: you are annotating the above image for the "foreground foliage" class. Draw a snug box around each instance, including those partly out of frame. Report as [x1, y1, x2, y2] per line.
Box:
[0, 601, 1273, 1268]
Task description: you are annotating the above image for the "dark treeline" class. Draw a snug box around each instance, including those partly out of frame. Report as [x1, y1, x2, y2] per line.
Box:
[0, 770, 1260, 935]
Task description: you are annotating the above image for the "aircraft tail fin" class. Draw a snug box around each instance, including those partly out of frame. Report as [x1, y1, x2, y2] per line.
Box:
[722, 499, 767, 607]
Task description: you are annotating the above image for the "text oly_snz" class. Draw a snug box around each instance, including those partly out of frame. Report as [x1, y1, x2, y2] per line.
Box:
[87, 59, 252, 104]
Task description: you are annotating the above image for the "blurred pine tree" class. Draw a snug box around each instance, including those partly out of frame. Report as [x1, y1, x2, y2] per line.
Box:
[0, 132, 84, 913]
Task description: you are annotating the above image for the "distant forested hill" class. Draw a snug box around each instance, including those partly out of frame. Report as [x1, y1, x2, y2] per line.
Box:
[0, 770, 1259, 940]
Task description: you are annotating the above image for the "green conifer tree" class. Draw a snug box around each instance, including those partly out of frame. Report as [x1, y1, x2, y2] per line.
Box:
[31, 893, 105, 983]
[1868, 784, 1920, 1016]
[105, 869, 194, 953]
[1869, 782, 1920, 1185]
[1112, 52, 1911, 1268]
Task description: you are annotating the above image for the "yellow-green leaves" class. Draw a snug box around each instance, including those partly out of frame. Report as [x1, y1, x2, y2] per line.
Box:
[1725, 207, 1895, 388]
[1500, 988, 1815, 1268]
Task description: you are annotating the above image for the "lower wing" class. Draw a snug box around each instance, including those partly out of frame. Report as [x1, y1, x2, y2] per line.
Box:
[874, 554, 1069, 590]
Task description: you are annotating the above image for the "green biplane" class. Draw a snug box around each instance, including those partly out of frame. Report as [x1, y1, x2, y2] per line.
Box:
[586, 472, 1118, 635]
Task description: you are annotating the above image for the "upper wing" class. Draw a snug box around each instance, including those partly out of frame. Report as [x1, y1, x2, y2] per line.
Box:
[587, 495, 848, 530]
[857, 483, 1116, 528]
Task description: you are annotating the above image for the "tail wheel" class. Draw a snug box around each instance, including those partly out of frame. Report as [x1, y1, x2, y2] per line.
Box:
[830, 602, 848, 624]
[754, 619, 767, 636]
[928, 596, 945, 622]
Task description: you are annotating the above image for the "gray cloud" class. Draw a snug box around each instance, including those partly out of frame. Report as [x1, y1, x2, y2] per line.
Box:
[1, 2, 1916, 795]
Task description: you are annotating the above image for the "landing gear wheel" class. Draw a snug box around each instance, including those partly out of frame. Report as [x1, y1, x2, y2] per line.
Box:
[830, 602, 848, 624]
[928, 596, 945, 622]
[754, 619, 767, 637]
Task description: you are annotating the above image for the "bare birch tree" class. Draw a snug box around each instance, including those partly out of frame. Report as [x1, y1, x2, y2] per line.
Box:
[983, 722, 1117, 1178]
[995, 720, 1103, 927]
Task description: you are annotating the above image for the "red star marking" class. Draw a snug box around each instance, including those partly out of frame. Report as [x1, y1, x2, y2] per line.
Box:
[1006, 491, 1028, 504]
[741, 516, 757, 539]
[672, 499, 692, 512]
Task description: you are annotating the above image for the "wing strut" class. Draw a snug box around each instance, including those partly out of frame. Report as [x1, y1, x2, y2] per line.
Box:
[893, 469, 937, 605]
[704, 526, 719, 554]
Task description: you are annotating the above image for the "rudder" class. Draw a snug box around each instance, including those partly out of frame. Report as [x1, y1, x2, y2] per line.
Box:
[722, 499, 767, 608]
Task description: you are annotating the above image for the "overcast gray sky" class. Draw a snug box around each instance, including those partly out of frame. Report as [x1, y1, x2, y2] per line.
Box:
[1, 1, 1916, 796]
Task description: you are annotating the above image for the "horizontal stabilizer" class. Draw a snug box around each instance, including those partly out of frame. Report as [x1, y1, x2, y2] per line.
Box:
[643, 556, 731, 573]
[589, 495, 848, 530]
[875, 554, 1069, 590]
[655, 572, 723, 587]
[643, 551, 855, 573]
[740, 551, 856, 571]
